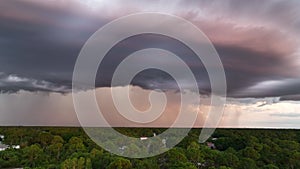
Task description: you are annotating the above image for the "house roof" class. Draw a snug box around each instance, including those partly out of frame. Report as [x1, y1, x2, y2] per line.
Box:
[0, 143, 9, 149]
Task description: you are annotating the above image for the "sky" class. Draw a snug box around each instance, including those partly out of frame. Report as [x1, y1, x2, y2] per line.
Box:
[0, 0, 300, 128]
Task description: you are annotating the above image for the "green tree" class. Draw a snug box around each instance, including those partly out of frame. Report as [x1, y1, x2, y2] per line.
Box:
[107, 157, 132, 169]
[262, 164, 279, 169]
[219, 166, 232, 169]
[85, 158, 92, 169]
[217, 152, 239, 168]
[0, 149, 20, 168]
[160, 148, 197, 169]
[77, 157, 85, 169]
[240, 147, 260, 160]
[238, 158, 257, 169]
[61, 158, 77, 169]
[89, 148, 103, 168]
[67, 137, 86, 155]
[22, 144, 44, 167]
[48, 135, 64, 160]
[186, 141, 204, 166]
[39, 132, 53, 148]
[132, 158, 159, 169]
[289, 151, 300, 169]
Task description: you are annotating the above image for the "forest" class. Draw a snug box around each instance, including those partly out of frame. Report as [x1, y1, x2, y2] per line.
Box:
[0, 127, 300, 169]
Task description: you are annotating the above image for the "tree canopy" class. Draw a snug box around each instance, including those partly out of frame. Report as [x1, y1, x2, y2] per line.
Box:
[0, 127, 299, 169]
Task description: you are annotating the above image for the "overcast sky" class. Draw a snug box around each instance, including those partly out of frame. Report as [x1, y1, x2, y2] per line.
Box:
[0, 0, 300, 128]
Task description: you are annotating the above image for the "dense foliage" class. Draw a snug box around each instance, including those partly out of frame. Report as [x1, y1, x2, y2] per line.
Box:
[0, 127, 300, 169]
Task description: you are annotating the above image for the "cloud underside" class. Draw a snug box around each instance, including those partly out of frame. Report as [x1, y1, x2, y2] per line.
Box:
[0, 0, 300, 101]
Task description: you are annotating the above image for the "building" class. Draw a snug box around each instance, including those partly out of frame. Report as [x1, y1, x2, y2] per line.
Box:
[12, 145, 20, 149]
[140, 137, 148, 141]
[207, 142, 216, 149]
[0, 134, 20, 151]
[0, 143, 9, 151]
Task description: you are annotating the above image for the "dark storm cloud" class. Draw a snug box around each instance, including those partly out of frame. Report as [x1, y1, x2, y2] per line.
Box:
[280, 95, 300, 101]
[232, 79, 300, 99]
[0, 72, 71, 93]
[0, 0, 108, 92]
[0, 0, 300, 100]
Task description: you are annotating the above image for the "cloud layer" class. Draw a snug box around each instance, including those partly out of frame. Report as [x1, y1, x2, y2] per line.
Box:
[0, 0, 300, 101]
